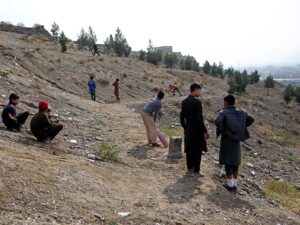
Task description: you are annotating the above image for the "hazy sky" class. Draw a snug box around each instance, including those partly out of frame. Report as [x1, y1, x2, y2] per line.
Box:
[1, 0, 299, 67]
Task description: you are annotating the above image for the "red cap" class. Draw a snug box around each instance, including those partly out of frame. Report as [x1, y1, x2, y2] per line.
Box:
[39, 100, 49, 111]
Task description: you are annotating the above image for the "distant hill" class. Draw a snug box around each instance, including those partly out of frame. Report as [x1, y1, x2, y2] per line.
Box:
[246, 64, 300, 79]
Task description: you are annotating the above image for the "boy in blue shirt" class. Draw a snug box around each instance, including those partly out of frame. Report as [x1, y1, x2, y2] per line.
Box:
[1, 93, 29, 131]
[88, 76, 96, 101]
[141, 92, 164, 147]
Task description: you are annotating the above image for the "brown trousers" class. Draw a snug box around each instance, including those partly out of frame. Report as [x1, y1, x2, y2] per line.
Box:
[141, 111, 157, 144]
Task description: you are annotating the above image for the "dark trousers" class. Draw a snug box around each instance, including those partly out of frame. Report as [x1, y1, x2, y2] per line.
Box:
[5, 111, 29, 129]
[93, 50, 100, 56]
[90, 90, 96, 101]
[172, 88, 182, 96]
[186, 150, 202, 173]
[225, 164, 239, 177]
[35, 124, 63, 141]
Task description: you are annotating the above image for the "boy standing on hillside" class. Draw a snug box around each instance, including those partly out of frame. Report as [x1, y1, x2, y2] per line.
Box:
[30, 100, 63, 143]
[113, 79, 120, 101]
[1, 93, 29, 131]
[215, 95, 254, 192]
[141, 92, 165, 147]
[93, 44, 100, 56]
[88, 76, 96, 101]
[180, 83, 209, 177]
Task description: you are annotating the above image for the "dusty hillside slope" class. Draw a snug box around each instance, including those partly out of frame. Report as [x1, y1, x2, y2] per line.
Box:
[0, 30, 299, 225]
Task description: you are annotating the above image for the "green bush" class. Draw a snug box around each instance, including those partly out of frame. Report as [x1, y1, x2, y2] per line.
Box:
[59, 31, 68, 53]
[99, 142, 120, 162]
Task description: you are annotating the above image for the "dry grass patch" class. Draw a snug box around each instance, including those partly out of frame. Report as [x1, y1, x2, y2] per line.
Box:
[88, 72, 96, 78]
[126, 84, 133, 89]
[257, 124, 286, 143]
[237, 98, 249, 106]
[160, 125, 183, 137]
[98, 75, 110, 86]
[263, 180, 300, 214]
[99, 142, 120, 162]
[78, 59, 86, 65]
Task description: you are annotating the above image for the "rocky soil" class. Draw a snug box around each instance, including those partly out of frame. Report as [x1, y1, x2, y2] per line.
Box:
[0, 30, 299, 225]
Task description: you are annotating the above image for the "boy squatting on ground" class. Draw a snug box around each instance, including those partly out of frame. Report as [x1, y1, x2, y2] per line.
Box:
[141, 91, 164, 147]
[30, 100, 63, 144]
[215, 95, 254, 192]
[1, 93, 29, 131]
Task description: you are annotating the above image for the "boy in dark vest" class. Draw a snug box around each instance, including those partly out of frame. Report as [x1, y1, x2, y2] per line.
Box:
[215, 95, 254, 192]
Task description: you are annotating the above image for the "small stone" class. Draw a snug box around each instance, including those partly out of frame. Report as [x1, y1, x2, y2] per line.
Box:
[251, 171, 256, 176]
[246, 162, 254, 168]
[168, 136, 182, 159]
[69, 140, 77, 144]
[274, 176, 281, 181]
[117, 212, 130, 217]
[96, 137, 104, 141]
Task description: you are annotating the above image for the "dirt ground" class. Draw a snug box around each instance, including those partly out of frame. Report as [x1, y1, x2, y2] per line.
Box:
[0, 30, 299, 224]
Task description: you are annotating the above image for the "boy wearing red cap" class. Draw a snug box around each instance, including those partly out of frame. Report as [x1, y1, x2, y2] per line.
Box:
[30, 100, 63, 143]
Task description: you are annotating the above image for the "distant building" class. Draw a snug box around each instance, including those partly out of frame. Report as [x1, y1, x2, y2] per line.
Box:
[0, 22, 52, 39]
[154, 46, 173, 54]
[96, 44, 106, 53]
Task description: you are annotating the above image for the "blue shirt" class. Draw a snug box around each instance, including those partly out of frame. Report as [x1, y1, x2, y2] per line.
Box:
[143, 98, 162, 122]
[88, 80, 96, 91]
[1, 104, 17, 126]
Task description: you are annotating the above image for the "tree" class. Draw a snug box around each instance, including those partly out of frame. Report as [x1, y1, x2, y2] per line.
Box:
[203, 60, 211, 74]
[227, 76, 238, 94]
[283, 84, 294, 104]
[50, 22, 60, 41]
[113, 27, 128, 57]
[210, 63, 219, 77]
[248, 70, 260, 84]
[146, 40, 162, 65]
[77, 28, 89, 49]
[76, 26, 97, 50]
[240, 70, 248, 93]
[192, 60, 200, 72]
[105, 28, 131, 57]
[87, 26, 97, 45]
[59, 31, 68, 53]
[218, 62, 225, 79]
[164, 53, 178, 70]
[183, 55, 193, 70]
[225, 67, 235, 76]
[180, 56, 199, 71]
[264, 74, 275, 95]
[139, 50, 146, 61]
[124, 44, 132, 57]
[227, 70, 248, 94]
[294, 87, 300, 103]
[104, 34, 114, 53]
